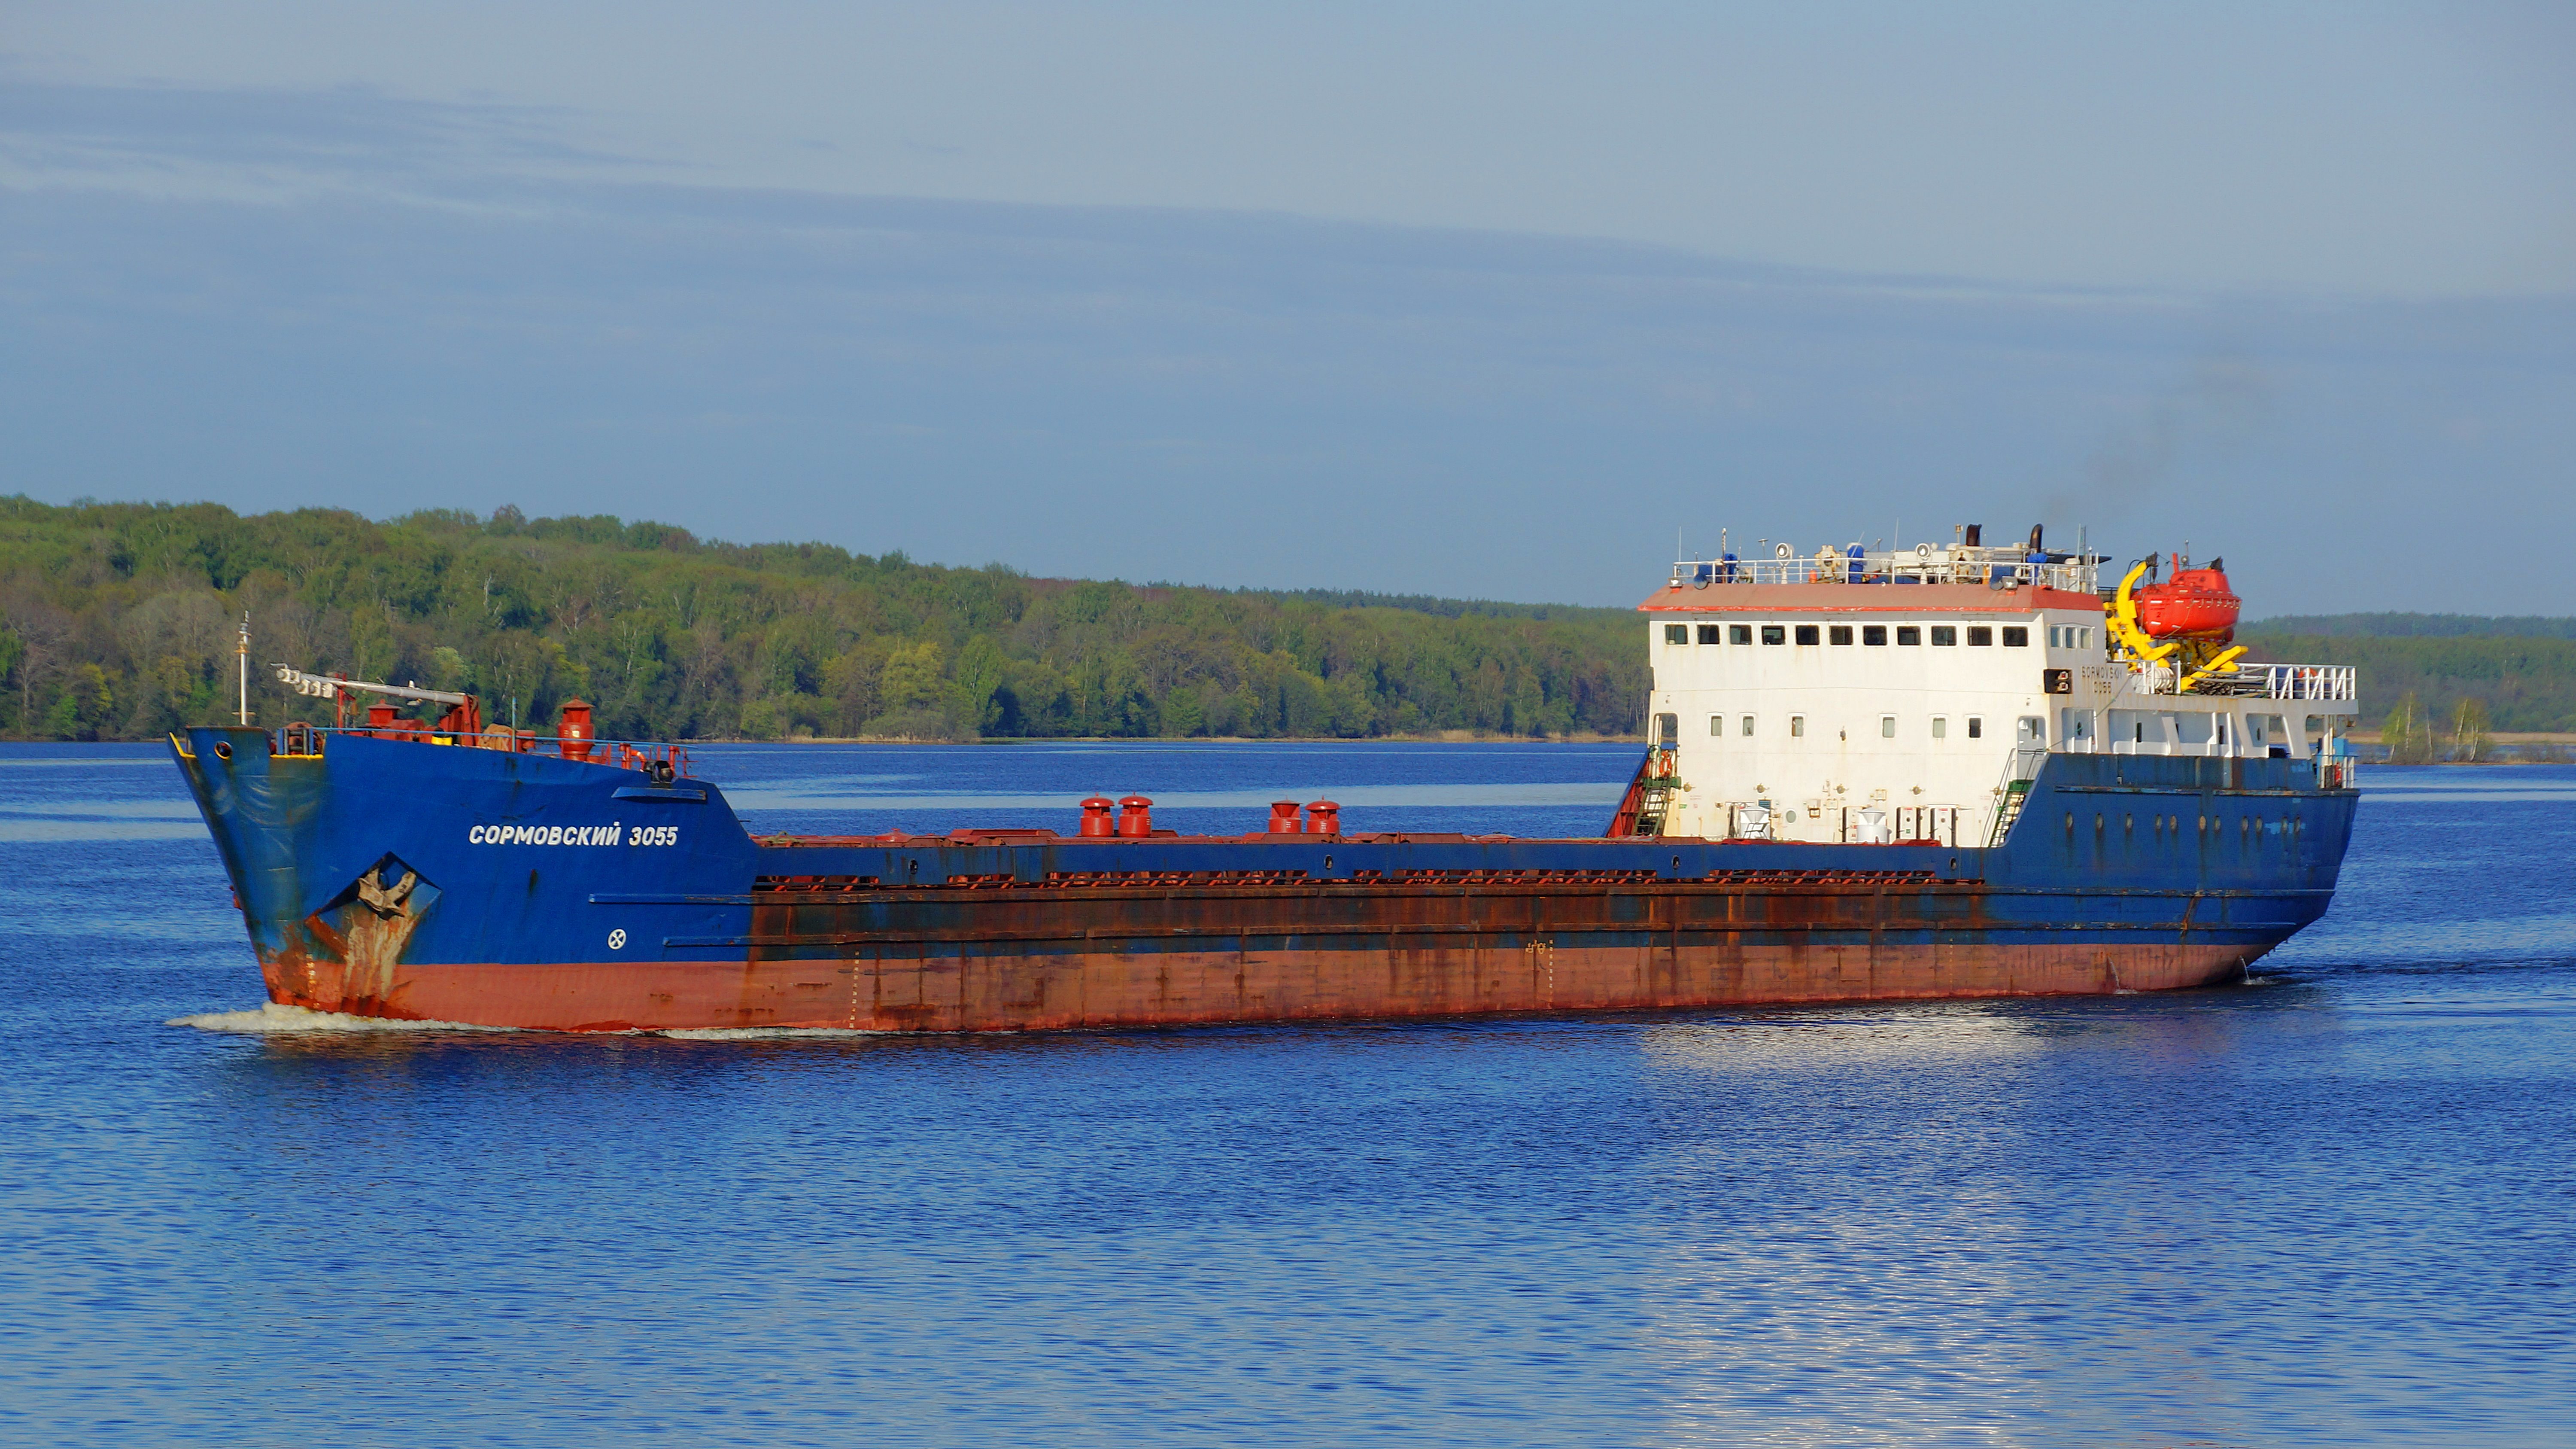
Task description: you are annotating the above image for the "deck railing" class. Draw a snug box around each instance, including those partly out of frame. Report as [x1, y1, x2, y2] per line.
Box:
[1668, 548, 2100, 593]
[2129, 663, 2357, 700]
[267, 722, 696, 778]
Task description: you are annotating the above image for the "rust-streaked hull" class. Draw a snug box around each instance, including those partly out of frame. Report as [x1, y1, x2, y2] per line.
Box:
[255, 880, 2267, 1032]
[178, 727, 2354, 1034]
[261, 941, 2261, 1033]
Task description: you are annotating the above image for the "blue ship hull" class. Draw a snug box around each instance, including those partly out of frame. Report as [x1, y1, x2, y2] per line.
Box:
[172, 728, 2356, 1031]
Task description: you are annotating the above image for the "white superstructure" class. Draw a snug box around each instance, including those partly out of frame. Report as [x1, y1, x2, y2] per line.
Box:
[1631, 539, 2359, 846]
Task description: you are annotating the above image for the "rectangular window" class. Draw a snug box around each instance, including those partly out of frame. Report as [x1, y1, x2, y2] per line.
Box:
[1730, 624, 1753, 645]
[1967, 716, 1984, 739]
[1897, 626, 1921, 646]
[1862, 625, 1887, 645]
[1795, 624, 1821, 645]
[2047, 625, 2062, 648]
[1761, 625, 1786, 645]
[1829, 625, 1854, 645]
[1790, 716, 1806, 737]
[1710, 715, 1724, 737]
[1664, 624, 1688, 645]
[2002, 626, 2029, 647]
[1930, 625, 1956, 646]
[1741, 715, 1756, 737]
[1932, 717, 1948, 739]
[1968, 627, 1994, 646]
[1697, 624, 1724, 645]
[1880, 715, 1896, 738]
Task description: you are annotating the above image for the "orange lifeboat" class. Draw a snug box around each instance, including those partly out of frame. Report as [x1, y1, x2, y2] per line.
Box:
[2133, 555, 2239, 642]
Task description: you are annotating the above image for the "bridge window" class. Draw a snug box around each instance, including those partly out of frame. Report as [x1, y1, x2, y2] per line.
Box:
[1790, 715, 1806, 737]
[1795, 624, 1821, 645]
[1741, 715, 1756, 737]
[1761, 625, 1786, 645]
[1880, 715, 1896, 738]
[1930, 626, 1956, 646]
[1967, 716, 1984, 738]
[1932, 717, 1948, 738]
[1863, 625, 1887, 645]
[2002, 627, 2029, 647]
[1664, 624, 1687, 645]
[1698, 624, 1723, 644]
[1709, 715, 1724, 737]
[1897, 626, 1921, 645]
[1968, 627, 1993, 646]
[1829, 625, 1854, 645]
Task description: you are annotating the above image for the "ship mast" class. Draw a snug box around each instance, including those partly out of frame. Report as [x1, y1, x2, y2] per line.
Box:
[237, 613, 250, 726]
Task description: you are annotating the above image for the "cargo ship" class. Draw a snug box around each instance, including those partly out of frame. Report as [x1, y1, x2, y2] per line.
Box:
[172, 528, 2360, 1032]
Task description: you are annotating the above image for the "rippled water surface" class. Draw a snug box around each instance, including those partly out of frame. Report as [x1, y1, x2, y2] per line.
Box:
[3, 743, 2572, 1446]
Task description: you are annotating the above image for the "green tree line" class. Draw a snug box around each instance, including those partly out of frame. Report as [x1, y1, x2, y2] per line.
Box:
[0, 497, 1649, 743]
[2239, 627, 2576, 734]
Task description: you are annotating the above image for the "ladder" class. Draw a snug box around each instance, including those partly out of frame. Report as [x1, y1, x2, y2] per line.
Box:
[1985, 747, 2049, 847]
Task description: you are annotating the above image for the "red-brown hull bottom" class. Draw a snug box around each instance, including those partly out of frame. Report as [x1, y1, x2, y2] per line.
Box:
[259, 941, 2261, 1033]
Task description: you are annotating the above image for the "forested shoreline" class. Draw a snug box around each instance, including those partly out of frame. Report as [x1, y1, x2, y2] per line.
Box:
[0, 498, 1648, 743]
[5, 496, 2571, 745]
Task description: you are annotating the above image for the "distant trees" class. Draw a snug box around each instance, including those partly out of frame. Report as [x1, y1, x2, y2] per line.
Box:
[0, 496, 1648, 743]
[2241, 629, 2576, 734]
[2382, 692, 2440, 764]
[2451, 697, 2491, 763]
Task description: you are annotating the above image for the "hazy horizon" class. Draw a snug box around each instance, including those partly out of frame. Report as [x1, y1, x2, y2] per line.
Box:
[7, 3, 2572, 614]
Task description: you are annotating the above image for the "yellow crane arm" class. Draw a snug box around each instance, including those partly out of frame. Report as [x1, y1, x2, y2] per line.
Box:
[2177, 645, 2249, 694]
[2108, 561, 2178, 663]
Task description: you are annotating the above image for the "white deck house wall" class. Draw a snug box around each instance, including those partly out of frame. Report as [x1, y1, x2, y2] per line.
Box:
[1638, 578, 2355, 845]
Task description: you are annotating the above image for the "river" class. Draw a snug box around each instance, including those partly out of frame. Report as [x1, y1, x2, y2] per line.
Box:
[2, 742, 2570, 1446]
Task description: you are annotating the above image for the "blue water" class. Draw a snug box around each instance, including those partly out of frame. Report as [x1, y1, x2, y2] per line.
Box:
[3, 742, 2572, 1447]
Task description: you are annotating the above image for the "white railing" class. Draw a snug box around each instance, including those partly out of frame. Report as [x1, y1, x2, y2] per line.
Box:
[2130, 662, 2357, 700]
[1669, 545, 2099, 593]
[2256, 664, 2357, 701]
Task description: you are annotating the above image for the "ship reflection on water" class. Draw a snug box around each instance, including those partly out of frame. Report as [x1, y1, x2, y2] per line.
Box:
[1633, 1000, 2299, 1443]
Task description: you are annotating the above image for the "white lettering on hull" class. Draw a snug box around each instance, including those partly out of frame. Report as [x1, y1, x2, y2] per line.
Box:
[465, 822, 679, 847]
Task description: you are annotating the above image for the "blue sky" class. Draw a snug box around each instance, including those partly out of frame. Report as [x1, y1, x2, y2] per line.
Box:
[5, 3, 2572, 612]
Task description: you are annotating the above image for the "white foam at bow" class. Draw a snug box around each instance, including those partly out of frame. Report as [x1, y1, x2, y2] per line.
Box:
[167, 1002, 515, 1033]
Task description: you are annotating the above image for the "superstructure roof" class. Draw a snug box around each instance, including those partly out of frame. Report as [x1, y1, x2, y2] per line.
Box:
[1638, 583, 2106, 615]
